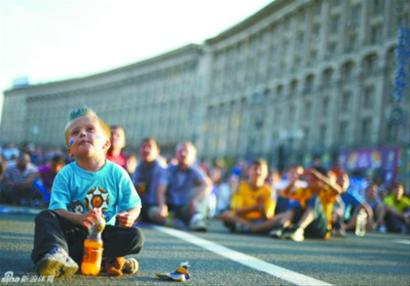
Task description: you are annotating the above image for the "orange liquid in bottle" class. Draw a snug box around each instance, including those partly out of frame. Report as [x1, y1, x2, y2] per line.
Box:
[81, 237, 104, 275]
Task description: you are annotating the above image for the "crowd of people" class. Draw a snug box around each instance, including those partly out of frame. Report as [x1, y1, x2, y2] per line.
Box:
[0, 106, 409, 279]
[0, 118, 409, 241]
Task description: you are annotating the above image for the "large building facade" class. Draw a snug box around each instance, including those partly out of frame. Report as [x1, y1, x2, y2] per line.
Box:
[202, 0, 409, 170]
[1, 44, 206, 155]
[1, 0, 409, 180]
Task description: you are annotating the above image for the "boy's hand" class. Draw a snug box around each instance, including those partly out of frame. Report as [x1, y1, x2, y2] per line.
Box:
[82, 208, 103, 229]
[116, 212, 136, 228]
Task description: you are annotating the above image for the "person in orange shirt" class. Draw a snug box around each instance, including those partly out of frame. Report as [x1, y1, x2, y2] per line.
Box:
[269, 167, 330, 242]
[219, 159, 281, 233]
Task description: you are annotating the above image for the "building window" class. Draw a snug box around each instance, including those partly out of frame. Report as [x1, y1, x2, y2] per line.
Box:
[387, 122, 399, 142]
[339, 121, 348, 142]
[304, 75, 314, 94]
[345, 4, 361, 52]
[364, 54, 378, 75]
[288, 105, 295, 123]
[322, 69, 333, 88]
[326, 40, 338, 57]
[330, 14, 340, 33]
[371, 0, 384, 16]
[305, 102, 311, 119]
[296, 31, 304, 51]
[363, 85, 374, 108]
[370, 24, 382, 44]
[341, 91, 351, 112]
[277, 85, 283, 97]
[342, 62, 354, 83]
[305, 102, 312, 120]
[303, 127, 310, 142]
[332, 0, 341, 6]
[351, 4, 362, 27]
[322, 96, 330, 117]
[319, 124, 327, 146]
[290, 80, 298, 97]
[361, 117, 372, 143]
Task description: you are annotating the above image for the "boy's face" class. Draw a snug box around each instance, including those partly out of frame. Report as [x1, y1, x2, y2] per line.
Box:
[67, 116, 111, 158]
[248, 163, 268, 185]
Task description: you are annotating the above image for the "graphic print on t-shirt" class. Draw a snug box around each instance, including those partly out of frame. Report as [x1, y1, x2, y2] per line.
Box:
[84, 187, 109, 212]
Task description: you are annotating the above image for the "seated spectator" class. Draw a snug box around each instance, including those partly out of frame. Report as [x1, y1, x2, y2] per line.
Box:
[310, 167, 344, 238]
[341, 170, 374, 233]
[219, 159, 280, 233]
[106, 125, 127, 169]
[2, 143, 19, 161]
[328, 167, 350, 236]
[383, 183, 410, 233]
[132, 138, 167, 224]
[35, 154, 66, 204]
[365, 183, 386, 232]
[2, 152, 39, 205]
[269, 169, 329, 242]
[274, 165, 305, 215]
[163, 142, 212, 231]
[38, 154, 66, 191]
[207, 166, 232, 218]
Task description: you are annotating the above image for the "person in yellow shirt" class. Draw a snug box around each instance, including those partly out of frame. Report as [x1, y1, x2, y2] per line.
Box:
[219, 159, 281, 233]
[384, 183, 410, 233]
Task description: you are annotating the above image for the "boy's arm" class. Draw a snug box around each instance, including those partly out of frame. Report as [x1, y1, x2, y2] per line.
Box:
[117, 206, 141, 228]
[55, 208, 106, 229]
[309, 169, 343, 194]
[117, 166, 142, 227]
[54, 209, 87, 226]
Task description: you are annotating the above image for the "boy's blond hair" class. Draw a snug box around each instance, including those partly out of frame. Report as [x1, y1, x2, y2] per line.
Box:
[64, 106, 111, 145]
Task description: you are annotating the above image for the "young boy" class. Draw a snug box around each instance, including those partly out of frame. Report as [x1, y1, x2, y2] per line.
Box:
[269, 168, 329, 242]
[31, 107, 144, 278]
[219, 159, 279, 233]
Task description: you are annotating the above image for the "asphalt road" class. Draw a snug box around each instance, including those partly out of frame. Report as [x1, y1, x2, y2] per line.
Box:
[0, 208, 409, 286]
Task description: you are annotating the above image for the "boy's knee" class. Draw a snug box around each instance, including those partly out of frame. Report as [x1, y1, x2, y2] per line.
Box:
[35, 210, 57, 223]
[129, 227, 144, 254]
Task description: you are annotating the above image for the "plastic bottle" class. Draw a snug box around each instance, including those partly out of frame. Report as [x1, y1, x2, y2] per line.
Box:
[81, 215, 106, 275]
[355, 208, 367, 237]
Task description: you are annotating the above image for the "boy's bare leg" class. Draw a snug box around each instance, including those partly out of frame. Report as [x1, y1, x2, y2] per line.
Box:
[220, 210, 294, 233]
[248, 212, 293, 232]
[296, 208, 315, 230]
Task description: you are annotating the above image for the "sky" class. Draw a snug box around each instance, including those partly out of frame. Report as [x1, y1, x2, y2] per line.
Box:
[0, 0, 273, 121]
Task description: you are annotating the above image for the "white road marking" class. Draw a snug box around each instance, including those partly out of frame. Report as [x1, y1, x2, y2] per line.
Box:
[394, 239, 410, 245]
[154, 226, 333, 286]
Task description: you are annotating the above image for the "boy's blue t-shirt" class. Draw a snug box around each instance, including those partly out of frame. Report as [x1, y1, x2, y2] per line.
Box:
[49, 160, 141, 225]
